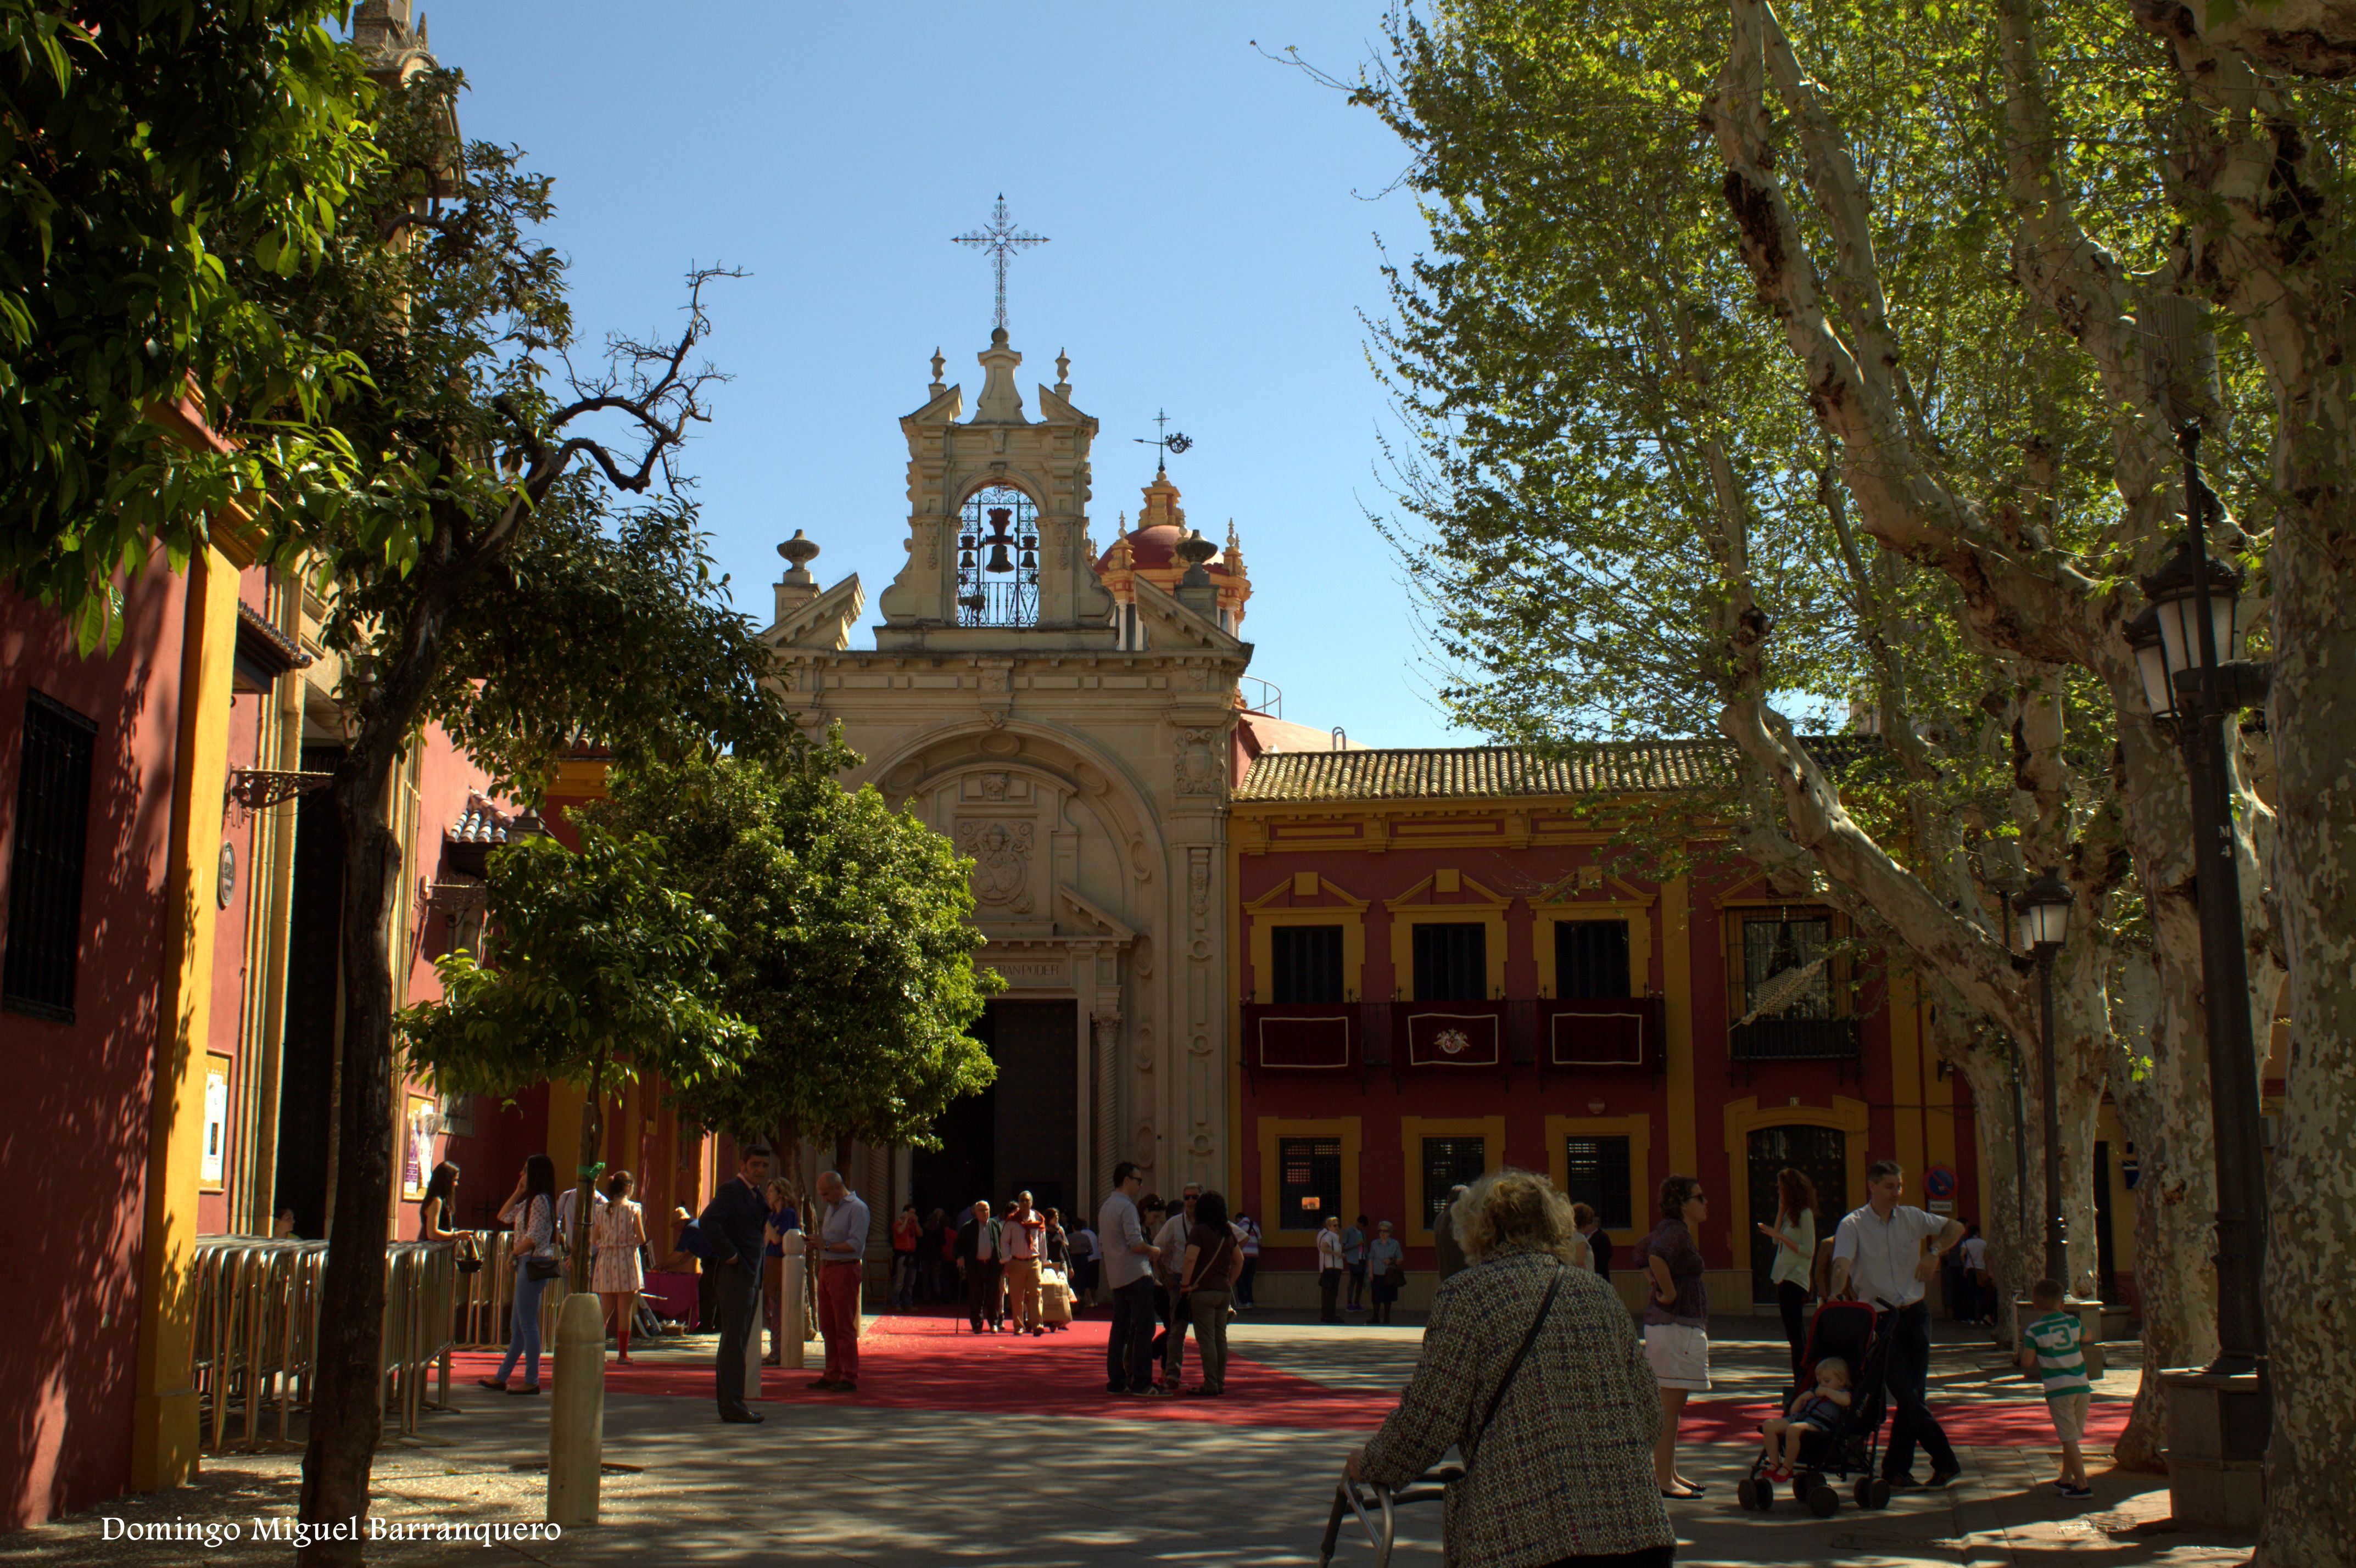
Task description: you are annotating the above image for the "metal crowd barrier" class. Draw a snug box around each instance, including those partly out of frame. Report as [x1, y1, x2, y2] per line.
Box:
[190, 1234, 470, 1452]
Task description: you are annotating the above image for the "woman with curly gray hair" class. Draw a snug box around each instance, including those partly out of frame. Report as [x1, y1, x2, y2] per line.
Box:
[1344, 1169, 1673, 1566]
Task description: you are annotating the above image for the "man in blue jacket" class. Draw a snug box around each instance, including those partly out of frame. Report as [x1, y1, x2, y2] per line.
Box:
[700, 1145, 773, 1423]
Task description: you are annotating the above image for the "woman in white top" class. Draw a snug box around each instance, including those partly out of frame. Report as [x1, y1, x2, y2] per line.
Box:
[591, 1169, 647, 1363]
[481, 1155, 558, 1395]
[1316, 1214, 1347, 1324]
[1756, 1167, 1820, 1380]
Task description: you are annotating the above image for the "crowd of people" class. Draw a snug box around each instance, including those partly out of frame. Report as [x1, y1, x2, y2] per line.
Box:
[438, 1138, 2092, 1558]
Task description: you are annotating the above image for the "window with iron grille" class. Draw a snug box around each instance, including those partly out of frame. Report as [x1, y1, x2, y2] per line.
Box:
[1741, 915, 1834, 1018]
[1279, 1137, 1342, 1232]
[1564, 1135, 1633, 1230]
[1271, 924, 1344, 1003]
[1555, 919, 1631, 999]
[1422, 1136, 1490, 1227]
[1411, 922, 1487, 1001]
[3, 691, 97, 1022]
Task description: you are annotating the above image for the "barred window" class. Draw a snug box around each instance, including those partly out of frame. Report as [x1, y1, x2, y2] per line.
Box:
[1411, 922, 1487, 1001]
[1555, 919, 1631, 999]
[1279, 1136, 1342, 1232]
[4, 691, 98, 1021]
[1271, 924, 1344, 1003]
[1422, 1136, 1490, 1228]
[1741, 915, 1833, 1018]
[1564, 1136, 1634, 1230]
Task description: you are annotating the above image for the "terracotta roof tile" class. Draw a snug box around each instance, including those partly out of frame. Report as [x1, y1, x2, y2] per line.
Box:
[1233, 738, 1875, 803]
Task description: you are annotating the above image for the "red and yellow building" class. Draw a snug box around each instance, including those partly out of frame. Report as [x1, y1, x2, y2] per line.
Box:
[1225, 742, 2007, 1311]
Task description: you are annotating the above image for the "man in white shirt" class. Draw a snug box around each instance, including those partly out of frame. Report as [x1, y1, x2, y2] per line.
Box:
[1003, 1191, 1048, 1336]
[1832, 1160, 1965, 1489]
[809, 1169, 870, 1392]
[555, 1181, 607, 1260]
[1097, 1163, 1162, 1395]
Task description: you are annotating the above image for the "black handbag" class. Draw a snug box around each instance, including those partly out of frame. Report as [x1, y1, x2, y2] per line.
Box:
[526, 1256, 562, 1282]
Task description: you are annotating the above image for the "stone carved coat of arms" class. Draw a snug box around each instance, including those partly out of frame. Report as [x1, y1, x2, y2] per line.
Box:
[958, 820, 1035, 914]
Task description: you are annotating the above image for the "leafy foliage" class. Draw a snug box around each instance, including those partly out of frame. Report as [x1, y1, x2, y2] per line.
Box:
[1, 0, 377, 651]
[579, 746, 1002, 1153]
[397, 826, 756, 1291]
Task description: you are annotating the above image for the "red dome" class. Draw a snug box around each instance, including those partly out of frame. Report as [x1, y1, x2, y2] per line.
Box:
[1095, 524, 1231, 577]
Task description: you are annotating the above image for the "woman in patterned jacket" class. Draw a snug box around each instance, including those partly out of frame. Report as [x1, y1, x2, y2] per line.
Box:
[1346, 1169, 1674, 1568]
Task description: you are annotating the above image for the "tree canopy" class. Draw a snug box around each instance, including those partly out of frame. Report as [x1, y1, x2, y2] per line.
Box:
[580, 746, 1001, 1160]
[1, 0, 377, 652]
[397, 826, 756, 1291]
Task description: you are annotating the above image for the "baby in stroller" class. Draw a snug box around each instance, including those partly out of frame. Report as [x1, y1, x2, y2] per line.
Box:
[1756, 1357, 1853, 1481]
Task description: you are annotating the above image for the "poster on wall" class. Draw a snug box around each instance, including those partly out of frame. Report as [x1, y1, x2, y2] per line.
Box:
[200, 1055, 231, 1190]
[401, 1095, 437, 1200]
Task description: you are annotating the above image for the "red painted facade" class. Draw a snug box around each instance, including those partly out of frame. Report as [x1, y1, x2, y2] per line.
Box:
[1226, 754, 1981, 1308]
[0, 568, 192, 1528]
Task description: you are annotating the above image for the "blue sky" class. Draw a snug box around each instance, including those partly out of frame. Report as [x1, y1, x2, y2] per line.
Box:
[419, 2, 1478, 748]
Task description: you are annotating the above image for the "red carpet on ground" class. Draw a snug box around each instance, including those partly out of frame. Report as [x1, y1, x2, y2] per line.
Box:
[453, 1308, 2124, 1447]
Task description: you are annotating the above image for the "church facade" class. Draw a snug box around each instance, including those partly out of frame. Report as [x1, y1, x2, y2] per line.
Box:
[763, 327, 1257, 1216]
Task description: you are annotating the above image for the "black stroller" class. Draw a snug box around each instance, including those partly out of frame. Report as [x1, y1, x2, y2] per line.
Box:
[1735, 1298, 1896, 1516]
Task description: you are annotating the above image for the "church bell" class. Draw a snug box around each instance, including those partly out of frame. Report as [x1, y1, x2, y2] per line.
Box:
[985, 540, 1014, 573]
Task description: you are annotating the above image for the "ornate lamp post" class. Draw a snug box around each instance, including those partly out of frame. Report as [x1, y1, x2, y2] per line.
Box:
[2121, 427, 2272, 1381]
[2013, 875, 2075, 1291]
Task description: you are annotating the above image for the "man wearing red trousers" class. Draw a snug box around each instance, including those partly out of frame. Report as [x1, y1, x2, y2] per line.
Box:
[809, 1169, 871, 1392]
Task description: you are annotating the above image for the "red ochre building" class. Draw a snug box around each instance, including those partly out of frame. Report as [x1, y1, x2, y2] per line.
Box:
[1222, 741, 2138, 1315]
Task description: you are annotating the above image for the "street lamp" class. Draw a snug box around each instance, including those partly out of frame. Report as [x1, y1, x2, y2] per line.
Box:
[2014, 874, 2074, 1293]
[2124, 425, 2272, 1382]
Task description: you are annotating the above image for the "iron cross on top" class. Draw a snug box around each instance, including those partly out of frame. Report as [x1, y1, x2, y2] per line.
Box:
[952, 194, 1048, 332]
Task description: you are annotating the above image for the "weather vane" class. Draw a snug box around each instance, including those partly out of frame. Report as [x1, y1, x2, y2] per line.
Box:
[952, 194, 1049, 333]
[1134, 408, 1193, 473]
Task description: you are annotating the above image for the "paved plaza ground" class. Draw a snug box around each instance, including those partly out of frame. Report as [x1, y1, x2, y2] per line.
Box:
[0, 1307, 2258, 1567]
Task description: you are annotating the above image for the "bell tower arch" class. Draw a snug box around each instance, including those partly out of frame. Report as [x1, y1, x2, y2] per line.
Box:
[877, 328, 1116, 644]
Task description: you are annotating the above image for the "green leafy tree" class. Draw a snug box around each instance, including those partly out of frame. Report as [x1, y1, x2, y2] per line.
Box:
[1, 0, 376, 651]
[399, 827, 756, 1296]
[1339, 0, 2201, 1459]
[580, 746, 1001, 1187]
[251, 69, 780, 1563]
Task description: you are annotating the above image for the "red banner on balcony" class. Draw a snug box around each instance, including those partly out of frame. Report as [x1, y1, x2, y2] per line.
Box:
[1398, 1003, 1509, 1069]
[1539, 998, 1660, 1068]
[1246, 1005, 1356, 1071]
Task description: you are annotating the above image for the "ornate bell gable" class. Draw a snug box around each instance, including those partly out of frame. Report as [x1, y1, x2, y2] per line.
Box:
[876, 329, 1116, 646]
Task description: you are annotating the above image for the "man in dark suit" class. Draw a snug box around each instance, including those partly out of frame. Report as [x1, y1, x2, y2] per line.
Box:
[954, 1199, 1004, 1332]
[700, 1145, 773, 1423]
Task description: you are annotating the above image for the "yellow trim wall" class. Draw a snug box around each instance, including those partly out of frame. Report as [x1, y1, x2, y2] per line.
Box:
[1257, 1116, 1361, 1248]
[1544, 1113, 1653, 1249]
[1398, 1115, 1506, 1245]
[130, 546, 241, 1491]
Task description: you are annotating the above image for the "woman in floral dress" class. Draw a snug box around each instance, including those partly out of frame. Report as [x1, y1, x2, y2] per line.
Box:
[591, 1170, 647, 1363]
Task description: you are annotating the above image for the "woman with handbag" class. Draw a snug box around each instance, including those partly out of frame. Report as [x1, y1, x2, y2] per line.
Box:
[1177, 1190, 1243, 1394]
[1345, 1169, 1674, 1567]
[592, 1169, 647, 1364]
[480, 1154, 559, 1396]
[1365, 1220, 1405, 1324]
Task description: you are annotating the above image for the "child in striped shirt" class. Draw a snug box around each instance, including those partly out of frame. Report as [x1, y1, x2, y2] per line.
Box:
[2017, 1277, 2092, 1497]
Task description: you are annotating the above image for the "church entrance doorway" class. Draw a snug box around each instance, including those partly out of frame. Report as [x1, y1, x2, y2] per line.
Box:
[1746, 1124, 1849, 1304]
[910, 999, 1077, 1222]
[271, 743, 344, 1239]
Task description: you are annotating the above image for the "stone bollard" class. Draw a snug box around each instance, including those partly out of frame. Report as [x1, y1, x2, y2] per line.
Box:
[780, 1230, 807, 1370]
[547, 1292, 605, 1527]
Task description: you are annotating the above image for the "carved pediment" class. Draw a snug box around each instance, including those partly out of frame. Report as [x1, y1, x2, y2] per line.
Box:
[1058, 884, 1137, 945]
[1131, 572, 1242, 652]
[769, 574, 866, 650]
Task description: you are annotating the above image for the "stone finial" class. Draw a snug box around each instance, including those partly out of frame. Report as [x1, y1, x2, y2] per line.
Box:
[1175, 528, 1218, 582]
[774, 530, 820, 618]
[929, 347, 946, 395]
[1054, 348, 1071, 399]
[779, 529, 820, 570]
[971, 329, 1027, 424]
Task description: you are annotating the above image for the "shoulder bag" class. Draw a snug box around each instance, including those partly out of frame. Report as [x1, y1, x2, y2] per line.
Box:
[1179, 1233, 1235, 1295]
[1464, 1265, 1566, 1469]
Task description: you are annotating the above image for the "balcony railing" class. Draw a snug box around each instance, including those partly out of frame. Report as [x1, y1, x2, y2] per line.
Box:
[1728, 1015, 1862, 1061]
